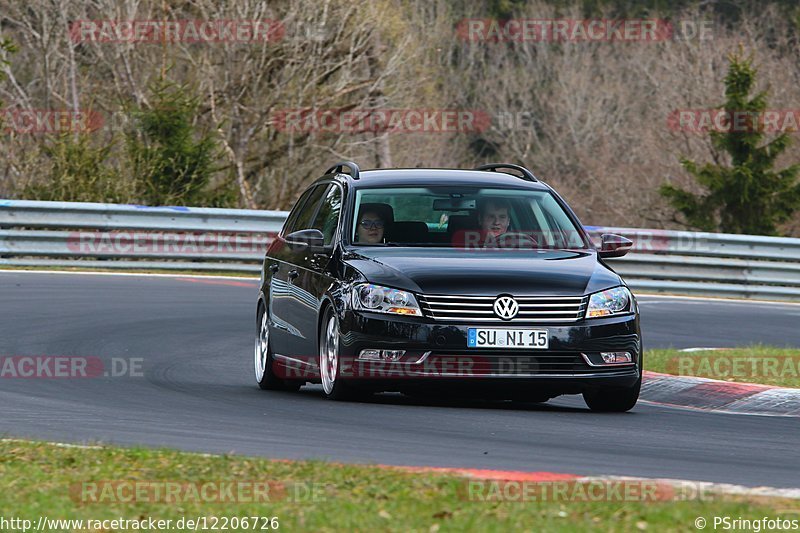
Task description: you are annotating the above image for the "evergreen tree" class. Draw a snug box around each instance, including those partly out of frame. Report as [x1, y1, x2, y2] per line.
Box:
[23, 134, 131, 203]
[125, 79, 235, 207]
[661, 50, 800, 235]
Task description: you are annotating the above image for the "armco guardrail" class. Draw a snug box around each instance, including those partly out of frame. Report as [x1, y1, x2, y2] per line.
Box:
[0, 199, 286, 273]
[584, 226, 800, 301]
[1, 199, 798, 301]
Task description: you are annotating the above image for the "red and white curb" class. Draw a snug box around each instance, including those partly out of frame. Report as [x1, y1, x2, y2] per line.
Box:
[641, 371, 800, 416]
[387, 465, 800, 500]
[5, 439, 799, 501]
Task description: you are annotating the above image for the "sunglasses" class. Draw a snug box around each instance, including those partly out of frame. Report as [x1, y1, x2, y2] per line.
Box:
[359, 220, 385, 230]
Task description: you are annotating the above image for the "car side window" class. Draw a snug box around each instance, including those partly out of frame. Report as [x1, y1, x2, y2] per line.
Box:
[282, 187, 316, 236]
[285, 185, 327, 234]
[311, 185, 342, 245]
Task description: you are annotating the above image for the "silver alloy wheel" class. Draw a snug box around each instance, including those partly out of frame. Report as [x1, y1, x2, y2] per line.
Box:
[254, 309, 269, 382]
[320, 314, 339, 395]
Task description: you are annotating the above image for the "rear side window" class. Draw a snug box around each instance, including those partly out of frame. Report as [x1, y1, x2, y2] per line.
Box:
[311, 185, 343, 245]
[283, 185, 327, 234]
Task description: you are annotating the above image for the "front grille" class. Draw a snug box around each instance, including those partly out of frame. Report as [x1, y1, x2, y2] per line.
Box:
[419, 294, 588, 323]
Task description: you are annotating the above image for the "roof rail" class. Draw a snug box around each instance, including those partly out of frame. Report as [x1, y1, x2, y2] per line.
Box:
[325, 161, 361, 180]
[474, 163, 538, 182]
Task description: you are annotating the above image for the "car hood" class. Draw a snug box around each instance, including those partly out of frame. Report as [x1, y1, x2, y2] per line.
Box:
[343, 247, 622, 296]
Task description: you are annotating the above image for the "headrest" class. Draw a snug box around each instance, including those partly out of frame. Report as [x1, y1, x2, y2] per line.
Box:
[390, 221, 429, 243]
[446, 213, 476, 234]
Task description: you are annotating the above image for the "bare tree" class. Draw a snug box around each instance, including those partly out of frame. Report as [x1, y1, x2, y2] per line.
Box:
[3, 0, 800, 234]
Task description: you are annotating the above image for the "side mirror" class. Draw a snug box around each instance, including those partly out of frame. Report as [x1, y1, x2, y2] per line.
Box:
[599, 233, 633, 258]
[285, 229, 325, 252]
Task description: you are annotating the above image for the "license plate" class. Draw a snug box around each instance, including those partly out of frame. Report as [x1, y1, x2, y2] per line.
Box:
[467, 328, 549, 349]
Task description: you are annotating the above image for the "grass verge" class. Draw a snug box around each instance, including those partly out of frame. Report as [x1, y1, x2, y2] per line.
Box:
[0, 439, 797, 532]
[646, 345, 800, 388]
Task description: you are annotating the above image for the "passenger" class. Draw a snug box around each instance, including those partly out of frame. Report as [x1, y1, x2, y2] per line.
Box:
[355, 209, 386, 244]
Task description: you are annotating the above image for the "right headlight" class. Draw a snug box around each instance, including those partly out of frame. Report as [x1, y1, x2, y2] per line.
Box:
[585, 286, 632, 318]
[351, 283, 422, 316]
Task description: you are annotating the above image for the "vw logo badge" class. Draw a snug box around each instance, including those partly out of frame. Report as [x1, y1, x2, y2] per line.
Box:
[493, 296, 519, 320]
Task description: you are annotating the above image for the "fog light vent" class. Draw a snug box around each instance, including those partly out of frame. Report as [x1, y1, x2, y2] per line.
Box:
[600, 352, 633, 364]
[358, 349, 382, 361]
[358, 349, 406, 362]
[581, 351, 635, 367]
[381, 350, 405, 362]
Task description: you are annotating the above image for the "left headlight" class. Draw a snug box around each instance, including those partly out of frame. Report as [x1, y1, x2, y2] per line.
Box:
[585, 286, 632, 318]
[351, 283, 422, 316]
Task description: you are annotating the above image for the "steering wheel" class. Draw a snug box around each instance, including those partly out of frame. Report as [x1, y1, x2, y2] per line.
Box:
[495, 232, 538, 248]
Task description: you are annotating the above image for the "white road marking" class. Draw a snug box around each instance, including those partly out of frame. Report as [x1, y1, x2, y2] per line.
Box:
[636, 293, 800, 307]
[0, 269, 259, 281]
[678, 347, 731, 352]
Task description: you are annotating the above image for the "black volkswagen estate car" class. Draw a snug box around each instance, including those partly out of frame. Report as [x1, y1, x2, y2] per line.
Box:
[255, 162, 641, 411]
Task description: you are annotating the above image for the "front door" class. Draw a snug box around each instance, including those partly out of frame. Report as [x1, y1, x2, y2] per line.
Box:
[284, 183, 343, 366]
[268, 184, 327, 357]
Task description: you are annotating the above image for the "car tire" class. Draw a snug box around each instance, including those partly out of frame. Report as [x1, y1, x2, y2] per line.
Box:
[582, 377, 641, 412]
[319, 308, 367, 401]
[255, 303, 301, 392]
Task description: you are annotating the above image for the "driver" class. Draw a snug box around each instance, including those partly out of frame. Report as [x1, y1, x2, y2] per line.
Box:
[478, 198, 511, 238]
[454, 198, 535, 248]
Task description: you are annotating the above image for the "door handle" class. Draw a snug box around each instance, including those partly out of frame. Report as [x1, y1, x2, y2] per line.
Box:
[288, 269, 299, 281]
[269, 263, 279, 274]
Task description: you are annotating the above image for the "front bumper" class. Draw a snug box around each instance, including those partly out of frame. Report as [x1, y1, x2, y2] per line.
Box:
[337, 309, 641, 393]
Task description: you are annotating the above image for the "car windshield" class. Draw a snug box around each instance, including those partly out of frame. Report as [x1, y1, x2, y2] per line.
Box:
[350, 186, 588, 249]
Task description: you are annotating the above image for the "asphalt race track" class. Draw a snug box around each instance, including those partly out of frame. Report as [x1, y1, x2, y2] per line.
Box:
[1, 271, 799, 488]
